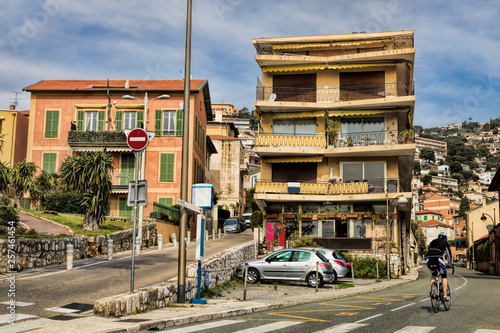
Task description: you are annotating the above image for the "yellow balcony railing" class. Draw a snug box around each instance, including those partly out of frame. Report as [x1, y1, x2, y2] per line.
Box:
[255, 134, 325, 148]
[255, 181, 369, 195]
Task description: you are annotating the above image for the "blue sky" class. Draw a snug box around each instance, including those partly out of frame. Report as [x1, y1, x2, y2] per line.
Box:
[1, 0, 499, 128]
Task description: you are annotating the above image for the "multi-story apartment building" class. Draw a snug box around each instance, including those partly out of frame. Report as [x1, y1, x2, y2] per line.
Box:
[211, 103, 238, 116]
[0, 105, 29, 166]
[415, 136, 447, 155]
[23, 80, 213, 220]
[251, 31, 416, 271]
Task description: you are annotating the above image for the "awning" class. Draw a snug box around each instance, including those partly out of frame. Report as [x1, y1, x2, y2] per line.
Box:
[328, 109, 408, 117]
[272, 39, 392, 50]
[264, 156, 323, 163]
[263, 63, 389, 73]
[114, 104, 145, 109]
[75, 104, 108, 108]
[450, 237, 467, 243]
[261, 111, 325, 119]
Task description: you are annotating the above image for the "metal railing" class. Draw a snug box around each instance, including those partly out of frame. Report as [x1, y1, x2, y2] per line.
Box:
[256, 81, 414, 102]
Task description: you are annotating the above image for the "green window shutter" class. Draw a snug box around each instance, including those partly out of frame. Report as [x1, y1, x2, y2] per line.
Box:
[44, 110, 59, 138]
[120, 154, 134, 185]
[137, 110, 144, 128]
[175, 110, 184, 136]
[98, 110, 105, 131]
[118, 197, 132, 217]
[155, 110, 162, 136]
[159, 154, 175, 182]
[115, 111, 123, 131]
[77, 110, 84, 131]
[42, 153, 57, 174]
[159, 198, 173, 206]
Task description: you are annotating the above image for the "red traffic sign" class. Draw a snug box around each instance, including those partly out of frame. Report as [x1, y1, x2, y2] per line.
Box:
[126, 128, 149, 151]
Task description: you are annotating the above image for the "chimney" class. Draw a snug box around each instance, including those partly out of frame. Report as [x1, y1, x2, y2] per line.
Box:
[482, 196, 487, 207]
[9, 104, 15, 110]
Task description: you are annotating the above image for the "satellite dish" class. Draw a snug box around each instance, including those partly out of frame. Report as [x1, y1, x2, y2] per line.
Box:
[268, 93, 277, 101]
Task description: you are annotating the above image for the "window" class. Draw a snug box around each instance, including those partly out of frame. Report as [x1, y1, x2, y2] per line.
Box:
[273, 118, 316, 136]
[115, 110, 143, 130]
[77, 110, 105, 131]
[42, 153, 57, 174]
[159, 153, 175, 182]
[123, 111, 137, 130]
[44, 110, 59, 138]
[120, 154, 134, 185]
[85, 111, 98, 131]
[341, 161, 385, 183]
[118, 197, 132, 217]
[292, 251, 312, 261]
[340, 117, 385, 144]
[159, 198, 173, 206]
[155, 110, 183, 137]
[162, 111, 176, 135]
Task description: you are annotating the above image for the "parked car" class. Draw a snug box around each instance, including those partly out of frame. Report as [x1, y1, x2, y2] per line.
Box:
[298, 247, 351, 281]
[241, 213, 252, 228]
[235, 248, 335, 288]
[223, 218, 240, 233]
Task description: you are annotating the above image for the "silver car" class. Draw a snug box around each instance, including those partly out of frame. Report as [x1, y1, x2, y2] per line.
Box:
[299, 247, 351, 281]
[223, 218, 240, 233]
[236, 248, 335, 288]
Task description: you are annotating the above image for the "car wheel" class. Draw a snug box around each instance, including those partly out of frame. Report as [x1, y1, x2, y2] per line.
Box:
[247, 268, 260, 284]
[332, 270, 338, 282]
[306, 272, 323, 288]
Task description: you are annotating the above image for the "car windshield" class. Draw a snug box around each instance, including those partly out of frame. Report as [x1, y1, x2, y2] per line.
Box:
[315, 252, 330, 263]
[224, 219, 237, 225]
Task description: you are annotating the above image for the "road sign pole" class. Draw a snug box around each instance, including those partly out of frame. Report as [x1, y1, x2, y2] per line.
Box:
[130, 149, 142, 293]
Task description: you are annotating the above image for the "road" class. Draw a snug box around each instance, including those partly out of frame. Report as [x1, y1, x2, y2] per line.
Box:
[155, 266, 500, 333]
[0, 230, 253, 320]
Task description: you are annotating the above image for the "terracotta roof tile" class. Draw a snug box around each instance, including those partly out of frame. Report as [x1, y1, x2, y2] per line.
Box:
[23, 80, 206, 91]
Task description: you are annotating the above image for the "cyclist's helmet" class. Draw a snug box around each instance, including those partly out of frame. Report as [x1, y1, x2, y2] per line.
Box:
[438, 232, 447, 240]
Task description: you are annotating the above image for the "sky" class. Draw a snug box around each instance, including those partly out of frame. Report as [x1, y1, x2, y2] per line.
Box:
[1, 0, 499, 128]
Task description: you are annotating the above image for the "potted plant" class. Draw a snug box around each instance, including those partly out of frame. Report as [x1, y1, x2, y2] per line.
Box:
[325, 118, 339, 147]
[402, 128, 414, 143]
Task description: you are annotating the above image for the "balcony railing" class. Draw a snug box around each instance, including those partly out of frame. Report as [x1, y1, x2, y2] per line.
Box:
[256, 81, 414, 103]
[255, 130, 414, 148]
[68, 130, 127, 145]
[255, 178, 411, 196]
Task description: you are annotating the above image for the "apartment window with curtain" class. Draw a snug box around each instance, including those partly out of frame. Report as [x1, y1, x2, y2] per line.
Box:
[341, 161, 385, 183]
[155, 110, 183, 137]
[340, 117, 385, 144]
[77, 110, 105, 131]
[115, 110, 144, 130]
[42, 153, 57, 174]
[159, 153, 175, 182]
[44, 110, 60, 138]
[273, 118, 316, 136]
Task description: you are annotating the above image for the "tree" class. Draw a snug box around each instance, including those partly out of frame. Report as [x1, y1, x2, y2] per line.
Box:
[31, 171, 57, 210]
[10, 161, 37, 207]
[419, 147, 435, 164]
[449, 161, 463, 174]
[413, 161, 421, 176]
[59, 150, 114, 230]
[459, 197, 470, 215]
[0, 161, 10, 195]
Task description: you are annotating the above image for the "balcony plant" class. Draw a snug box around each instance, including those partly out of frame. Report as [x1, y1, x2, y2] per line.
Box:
[325, 118, 339, 147]
[401, 128, 414, 143]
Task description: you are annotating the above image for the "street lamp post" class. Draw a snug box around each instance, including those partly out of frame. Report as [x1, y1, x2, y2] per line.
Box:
[462, 224, 475, 270]
[480, 209, 496, 226]
[385, 192, 409, 280]
[123, 93, 170, 246]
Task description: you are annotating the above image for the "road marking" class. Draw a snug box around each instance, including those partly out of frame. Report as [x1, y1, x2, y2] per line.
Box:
[313, 323, 369, 333]
[0, 313, 38, 325]
[391, 302, 416, 311]
[394, 326, 435, 332]
[234, 321, 303, 332]
[160, 320, 240, 332]
[355, 313, 383, 323]
[475, 330, 500, 332]
[0, 301, 34, 306]
[45, 306, 80, 313]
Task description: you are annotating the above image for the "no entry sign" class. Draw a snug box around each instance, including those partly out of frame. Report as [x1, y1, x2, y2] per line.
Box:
[126, 128, 149, 151]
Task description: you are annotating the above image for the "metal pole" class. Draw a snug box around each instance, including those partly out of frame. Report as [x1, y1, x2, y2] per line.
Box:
[137, 93, 148, 247]
[130, 150, 141, 293]
[386, 190, 390, 280]
[177, 0, 192, 304]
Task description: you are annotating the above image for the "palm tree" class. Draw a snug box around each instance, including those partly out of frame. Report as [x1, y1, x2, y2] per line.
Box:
[31, 170, 57, 210]
[0, 161, 10, 195]
[59, 150, 114, 230]
[10, 161, 37, 207]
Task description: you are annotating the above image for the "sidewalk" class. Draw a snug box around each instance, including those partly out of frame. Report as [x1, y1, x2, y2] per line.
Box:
[4, 267, 420, 333]
[18, 211, 72, 235]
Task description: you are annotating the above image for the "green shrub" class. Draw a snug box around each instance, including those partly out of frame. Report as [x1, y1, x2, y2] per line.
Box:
[351, 256, 387, 279]
[476, 242, 490, 262]
[0, 197, 19, 229]
[290, 235, 319, 248]
[41, 192, 86, 214]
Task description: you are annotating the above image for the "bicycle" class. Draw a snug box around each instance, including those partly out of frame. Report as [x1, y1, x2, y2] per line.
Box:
[429, 264, 454, 313]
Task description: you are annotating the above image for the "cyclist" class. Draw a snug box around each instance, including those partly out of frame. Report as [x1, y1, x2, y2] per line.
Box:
[426, 232, 453, 300]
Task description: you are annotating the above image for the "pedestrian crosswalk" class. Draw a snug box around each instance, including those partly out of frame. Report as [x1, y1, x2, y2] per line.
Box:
[158, 320, 500, 333]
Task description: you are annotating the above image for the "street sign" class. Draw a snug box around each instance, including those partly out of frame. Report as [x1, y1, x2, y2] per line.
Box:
[177, 199, 202, 214]
[127, 180, 148, 207]
[126, 128, 149, 151]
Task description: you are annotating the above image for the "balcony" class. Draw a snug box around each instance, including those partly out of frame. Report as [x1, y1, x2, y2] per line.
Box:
[256, 81, 414, 103]
[68, 130, 130, 151]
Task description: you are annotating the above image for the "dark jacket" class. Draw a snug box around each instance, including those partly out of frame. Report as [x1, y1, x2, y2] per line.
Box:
[426, 238, 452, 264]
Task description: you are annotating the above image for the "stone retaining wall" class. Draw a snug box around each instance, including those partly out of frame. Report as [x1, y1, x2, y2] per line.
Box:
[0, 224, 157, 273]
[93, 240, 257, 317]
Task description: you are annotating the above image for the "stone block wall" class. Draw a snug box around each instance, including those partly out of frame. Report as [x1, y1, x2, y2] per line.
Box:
[0, 224, 157, 273]
[94, 240, 257, 317]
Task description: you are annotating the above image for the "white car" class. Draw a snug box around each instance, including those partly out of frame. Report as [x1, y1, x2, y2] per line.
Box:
[298, 247, 351, 281]
[241, 213, 251, 228]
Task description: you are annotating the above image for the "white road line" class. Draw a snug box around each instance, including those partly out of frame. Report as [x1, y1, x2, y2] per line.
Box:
[0, 313, 38, 324]
[313, 323, 369, 333]
[394, 326, 435, 333]
[45, 306, 80, 313]
[159, 320, 240, 332]
[390, 302, 416, 311]
[475, 330, 500, 332]
[0, 301, 34, 306]
[355, 313, 383, 323]
[234, 321, 303, 333]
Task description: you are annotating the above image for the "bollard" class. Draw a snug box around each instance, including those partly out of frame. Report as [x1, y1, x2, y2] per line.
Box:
[243, 263, 249, 301]
[66, 243, 74, 270]
[315, 262, 319, 292]
[205, 232, 208, 242]
[158, 234, 163, 251]
[218, 229, 221, 238]
[107, 238, 113, 261]
[351, 262, 355, 284]
[213, 229, 216, 240]
[187, 231, 191, 245]
[172, 233, 178, 247]
[376, 261, 379, 280]
[135, 237, 141, 255]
